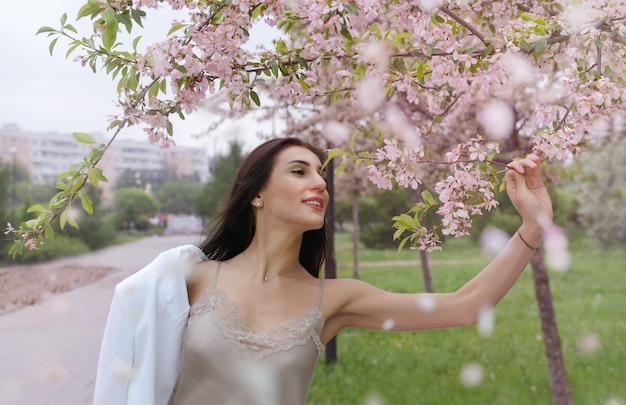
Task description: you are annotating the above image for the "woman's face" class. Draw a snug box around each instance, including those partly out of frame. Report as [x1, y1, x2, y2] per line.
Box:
[257, 145, 329, 232]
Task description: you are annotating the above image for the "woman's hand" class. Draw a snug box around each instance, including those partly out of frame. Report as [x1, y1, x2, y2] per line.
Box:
[506, 152, 553, 228]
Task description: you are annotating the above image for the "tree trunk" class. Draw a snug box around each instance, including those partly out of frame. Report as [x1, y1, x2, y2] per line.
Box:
[325, 156, 338, 366]
[412, 189, 433, 292]
[351, 190, 360, 279]
[419, 249, 433, 293]
[530, 252, 572, 405]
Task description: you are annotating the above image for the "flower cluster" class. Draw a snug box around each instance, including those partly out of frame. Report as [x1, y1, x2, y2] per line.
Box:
[435, 139, 501, 238]
[5, 223, 41, 251]
[367, 139, 425, 190]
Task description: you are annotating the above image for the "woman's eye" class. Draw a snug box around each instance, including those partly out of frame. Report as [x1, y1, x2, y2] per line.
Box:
[292, 169, 305, 175]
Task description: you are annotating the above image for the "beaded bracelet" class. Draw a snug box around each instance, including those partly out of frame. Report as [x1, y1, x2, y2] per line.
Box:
[517, 230, 539, 252]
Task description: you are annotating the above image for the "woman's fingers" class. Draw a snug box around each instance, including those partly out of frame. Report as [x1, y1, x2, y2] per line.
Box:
[507, 154, 540, 175]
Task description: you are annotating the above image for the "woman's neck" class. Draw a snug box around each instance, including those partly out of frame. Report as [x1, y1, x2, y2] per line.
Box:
[242, 226, 304, 281]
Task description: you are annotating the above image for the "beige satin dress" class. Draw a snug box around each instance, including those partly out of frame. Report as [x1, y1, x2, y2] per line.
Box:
[168, 263, 325, 405]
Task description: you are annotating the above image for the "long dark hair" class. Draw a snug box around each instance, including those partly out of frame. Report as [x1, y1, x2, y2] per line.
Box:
[198, 137, 329, 277]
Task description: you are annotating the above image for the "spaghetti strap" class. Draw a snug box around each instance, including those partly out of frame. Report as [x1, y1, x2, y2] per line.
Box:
[212, 262, 222, 288]
[314, 278, 324, 310]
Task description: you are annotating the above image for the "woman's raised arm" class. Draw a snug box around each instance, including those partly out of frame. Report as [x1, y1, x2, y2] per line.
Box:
[321, 153, 552, 343]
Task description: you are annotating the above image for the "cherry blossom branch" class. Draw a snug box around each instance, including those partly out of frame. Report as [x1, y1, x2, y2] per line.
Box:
[438, 6, 488, 46]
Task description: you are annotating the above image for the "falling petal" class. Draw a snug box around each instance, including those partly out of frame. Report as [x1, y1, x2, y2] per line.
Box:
[543, 223, 570, 272]
[381, 319, 395, 331]
[416, 295, 436, 313]
[322, 120, 351, 146]
[384, 104, 419, 144]
[577, 333, 601, 355]
[365, 394, 384, 405]
[605, 398, 624, 405]
[53, 297, 71, 313]
[419, 0, 441, 12]
[361, 41, 391, 72]
[114, 363, 137, 382]
[501, 52, 535, 84]
[477, 305, 495, 337]
[477, 99, 515, 141]
[460, 362, 484, 387]
[42, 365, 68, 384]
[0, 378, 22, 402]
[356, 76, 386, 114]
[479, 227, 510, 257]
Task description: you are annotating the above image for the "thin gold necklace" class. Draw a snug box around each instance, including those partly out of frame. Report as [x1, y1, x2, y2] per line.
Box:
[242, 251, 300, 283]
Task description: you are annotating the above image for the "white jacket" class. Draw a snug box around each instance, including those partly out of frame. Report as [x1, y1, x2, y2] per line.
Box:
[93, 245, 207, 405]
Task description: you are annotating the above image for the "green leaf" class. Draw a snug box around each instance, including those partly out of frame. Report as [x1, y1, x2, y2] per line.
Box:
[67, 213, 79, 229]
[249, 90, 261, 107]
[519, 40, 531, 53]
[421, 190, 437, 206]
[60, 208, 68, 230]
[250, 3, 265, 19]
[432, 14, 445, 24]
[94, 168, 109, 182]
[132, 35, 142, 51]
[118, 12, 132, 33]
[130, 9, 145, 27]
[8, 243, 22, 259]
[27, 204, 47, 213]
[48, 37, 59, 56]
[79, 193, 94, 215]
[334, 160, 350, 175]
[275, 40, 287, 54]
[103, 23, 118, 50]
[534, 38, 547, 56]
[44, 225, 55, 240]
[167, 23, 187, 36]
[73, 132, 96, 144]
[397, 235, 411, 253]
[87, 167, 99, 187]
[36, 26, 56, 35]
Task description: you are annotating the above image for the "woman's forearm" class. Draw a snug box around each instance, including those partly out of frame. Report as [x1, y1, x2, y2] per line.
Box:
[456, 222, 543, 321]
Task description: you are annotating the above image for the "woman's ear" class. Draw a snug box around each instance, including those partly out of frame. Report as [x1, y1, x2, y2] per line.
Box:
[252, 196, 263, 208]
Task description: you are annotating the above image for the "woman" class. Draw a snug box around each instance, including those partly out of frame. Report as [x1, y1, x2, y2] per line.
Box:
[94, 137, 551, 405]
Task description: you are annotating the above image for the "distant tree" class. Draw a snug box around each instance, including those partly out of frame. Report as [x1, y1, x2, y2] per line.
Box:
[0, 160, 30, 223]
[114, 168, 169, 190]
[155, 181, 202, 215]
[114, 188, 160, 230]
[196, 142, 245, 219]
[0, 163, 10, 222]
[62, 184, 116, 249]
[574, 137, 626, 248]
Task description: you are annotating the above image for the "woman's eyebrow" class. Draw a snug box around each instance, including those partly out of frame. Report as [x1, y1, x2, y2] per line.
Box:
[286, 159, 322, 171]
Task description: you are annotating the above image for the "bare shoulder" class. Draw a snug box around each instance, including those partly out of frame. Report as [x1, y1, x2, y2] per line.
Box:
[321, 277, 383, 311]
[186, 260, 220, 306]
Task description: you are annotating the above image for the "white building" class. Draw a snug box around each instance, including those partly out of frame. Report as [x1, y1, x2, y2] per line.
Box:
[0, 124, 210, 204]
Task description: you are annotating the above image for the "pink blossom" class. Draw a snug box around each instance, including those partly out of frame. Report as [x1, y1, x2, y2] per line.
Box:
[25, 239, 38, 250]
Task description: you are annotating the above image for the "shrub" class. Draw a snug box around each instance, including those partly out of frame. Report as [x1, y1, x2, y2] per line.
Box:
[16, 236, 90, 263]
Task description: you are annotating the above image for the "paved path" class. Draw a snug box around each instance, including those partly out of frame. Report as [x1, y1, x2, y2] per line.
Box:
[0, 235, 201, 405]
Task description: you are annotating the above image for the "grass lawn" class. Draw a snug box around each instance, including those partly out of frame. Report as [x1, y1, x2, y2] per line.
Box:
[307, 233, 626, 405]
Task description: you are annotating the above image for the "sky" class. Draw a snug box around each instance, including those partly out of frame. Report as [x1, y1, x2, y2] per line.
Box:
[0, 1, 278, 155]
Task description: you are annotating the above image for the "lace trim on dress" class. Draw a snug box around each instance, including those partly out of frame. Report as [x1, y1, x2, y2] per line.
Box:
[188, 287, 325, 359]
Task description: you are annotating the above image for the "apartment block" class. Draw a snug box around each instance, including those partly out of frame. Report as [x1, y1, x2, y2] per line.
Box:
[0, 124, 210, 204]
